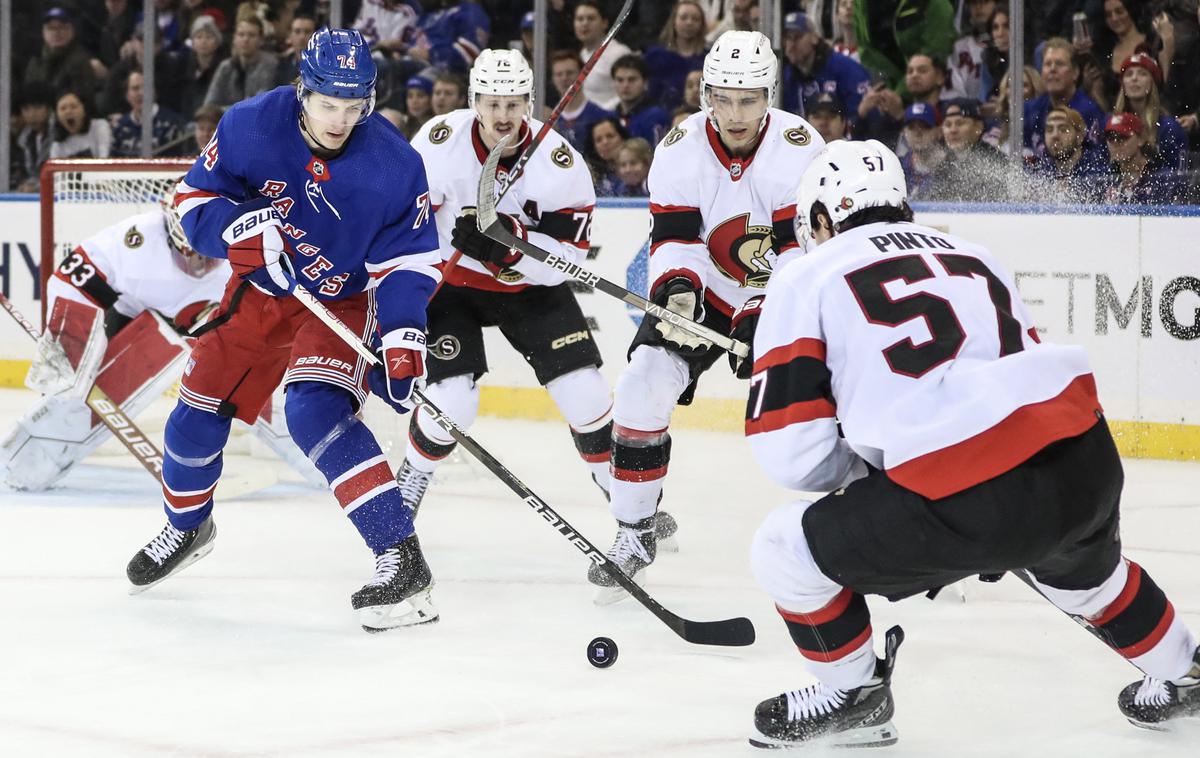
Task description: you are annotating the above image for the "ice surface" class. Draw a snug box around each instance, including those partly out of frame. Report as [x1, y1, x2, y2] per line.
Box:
[1, 387, 1197, 757]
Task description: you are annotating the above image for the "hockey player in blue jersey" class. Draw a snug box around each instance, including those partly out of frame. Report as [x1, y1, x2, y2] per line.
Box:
[125, 28, 444, 633]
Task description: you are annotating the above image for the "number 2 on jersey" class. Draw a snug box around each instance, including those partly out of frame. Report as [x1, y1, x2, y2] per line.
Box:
[844, 253, 1026, 378]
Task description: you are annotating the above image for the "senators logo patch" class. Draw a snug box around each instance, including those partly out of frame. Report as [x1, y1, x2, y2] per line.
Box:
[705, 214, 775, 288]
[783, 126, 812, 146]
[431, 334, 461, 360]
[663, 126, 686, 146]
[429, 121, 452, 144]
[551, 142, 573, 168]
[495, 266, 525, 284]
[124, 226, 144, 248]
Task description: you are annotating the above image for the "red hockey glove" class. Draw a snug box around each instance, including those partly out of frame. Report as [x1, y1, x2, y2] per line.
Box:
[223, 207, 295, 297]
[368, 327, 426, 413]
[728, 294, 764, 379]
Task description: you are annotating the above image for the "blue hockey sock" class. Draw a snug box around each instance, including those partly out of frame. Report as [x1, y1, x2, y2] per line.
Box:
[162, 403, 231, 530]
[285, 381, 414, 553]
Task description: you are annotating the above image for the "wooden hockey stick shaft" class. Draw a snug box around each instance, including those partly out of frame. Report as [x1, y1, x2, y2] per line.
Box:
[290, 284, 754, 647]
[0, 292, 164, 482]
[436, 0, 638, 295]
[476, 138, 751, 358]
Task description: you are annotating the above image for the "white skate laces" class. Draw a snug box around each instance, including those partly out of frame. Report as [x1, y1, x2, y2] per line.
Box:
[367, 549, 403, 587]
[1132, 678, 1172, 707]
[785, 683, 848, 721]
[143, 523, 187, 565]
[609, 524, 652, 564]
[397, 465, 431, 506]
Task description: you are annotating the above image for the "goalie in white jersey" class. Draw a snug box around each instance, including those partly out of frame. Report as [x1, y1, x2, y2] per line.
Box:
[744, 140, 1200, 748]
[399, 49, 621, 513]
[0, 195, 322, 490]
[591, 30, 825, 601]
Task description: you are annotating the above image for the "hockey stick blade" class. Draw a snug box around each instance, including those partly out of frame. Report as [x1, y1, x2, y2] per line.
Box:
[289, 286, 755, 646]
[475, 140, 750, 359]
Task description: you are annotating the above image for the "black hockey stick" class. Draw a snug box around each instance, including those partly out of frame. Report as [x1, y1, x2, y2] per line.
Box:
[475, 137, 751, 359]
[439, 0, 637, 292]
[290, 286, 756, 647]
[0, 292, 165, 482]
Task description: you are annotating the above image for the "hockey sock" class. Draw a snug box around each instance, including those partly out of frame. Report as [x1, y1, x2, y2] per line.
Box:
[777, 588, 877, 691]
[546, 367, 614, 490]
[405, 374, 478, 474]
[608, 424, 670, 523]
[162, 403, 232, 530]
[1086, 561, 1198, 680]
[286, 382, 412, 553]
[571, 418, 613, 492]
[407, 415, 456, 474]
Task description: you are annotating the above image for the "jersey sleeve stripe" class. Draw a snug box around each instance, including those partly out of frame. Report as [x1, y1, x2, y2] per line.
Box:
[56, 247, 120, 309]
[650, 204, 702, 246]
[886, 373, 1102, 500]
[772, 205, 799, 252]
[745, 397, 837, 436]
[755, 338, 827, 373]
[536, 207, 592, 243]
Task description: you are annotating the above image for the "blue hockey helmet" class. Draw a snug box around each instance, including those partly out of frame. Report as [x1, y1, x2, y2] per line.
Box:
[298, 28, 377, 120]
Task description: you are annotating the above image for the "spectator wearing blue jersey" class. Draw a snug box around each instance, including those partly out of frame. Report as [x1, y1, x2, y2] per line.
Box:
[408, 0, 491, 73]
[612, 54, 672, 147]
[780, 11, 871, 124]
[550, 49, 613, 155]
[898, 102, 947, 200]
[1102, 111, 1189, 204]
[1024, 37, 1106, 156]
[643, 1, 709, 110]
[1113, 52, 1188, 174]
[1027, 105, 1109, 202]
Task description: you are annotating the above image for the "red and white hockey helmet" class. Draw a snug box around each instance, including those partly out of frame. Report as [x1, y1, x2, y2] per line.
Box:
[469, 49, 534, 119]
[795, 139, 907, 242]
[701, 31, 778, 130]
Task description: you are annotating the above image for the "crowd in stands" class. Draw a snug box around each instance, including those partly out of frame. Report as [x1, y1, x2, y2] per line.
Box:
[7, 0, 1200, 205]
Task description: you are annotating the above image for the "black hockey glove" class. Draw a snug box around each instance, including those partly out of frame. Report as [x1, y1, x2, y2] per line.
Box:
[450, 211, 525, 272]
[650, 276, 712, 358]
[727, 294, 763, 379]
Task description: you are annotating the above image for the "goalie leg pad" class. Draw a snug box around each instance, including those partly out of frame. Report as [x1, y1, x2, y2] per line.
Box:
[286, 381, 413, 553]
[162, 403, 231, 530]
[404, 374, 479, 474]
[25, 294, 106, 399]
[752, 499, 878, 691]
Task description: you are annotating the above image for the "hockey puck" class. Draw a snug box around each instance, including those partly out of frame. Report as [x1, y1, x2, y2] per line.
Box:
[587, 637, 618, 668]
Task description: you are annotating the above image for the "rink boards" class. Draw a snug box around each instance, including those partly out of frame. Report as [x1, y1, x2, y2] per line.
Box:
[0, 195, 1196, 461]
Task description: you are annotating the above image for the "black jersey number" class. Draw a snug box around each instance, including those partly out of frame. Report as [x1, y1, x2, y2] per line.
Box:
[844, 253, 1025, 378]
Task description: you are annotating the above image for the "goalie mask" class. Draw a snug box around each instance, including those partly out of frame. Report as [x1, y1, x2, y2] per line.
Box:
[161, 185, 221, 278]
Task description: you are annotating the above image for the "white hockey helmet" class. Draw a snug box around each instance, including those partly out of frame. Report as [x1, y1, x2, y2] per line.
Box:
[700, 31, 778, 129]
[795, 140, 907, 242]
[161, 183, 220, 277]
[469, 48, 535, 118]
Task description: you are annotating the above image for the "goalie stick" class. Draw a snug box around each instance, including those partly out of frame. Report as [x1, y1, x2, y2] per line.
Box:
[289, 284, 755, 647]
[476, 137, 751, 359]
[438, 0, 638, 293]
[1, 292, 165, 482]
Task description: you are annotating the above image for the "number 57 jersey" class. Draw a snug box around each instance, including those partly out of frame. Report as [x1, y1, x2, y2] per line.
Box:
[746, 221, 1102, 501]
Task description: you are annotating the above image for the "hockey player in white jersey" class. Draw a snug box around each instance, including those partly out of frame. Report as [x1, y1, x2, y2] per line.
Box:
[400, 49, 632, 516]
[590, 30, 825, 601]
[744, 139, 1200, 748]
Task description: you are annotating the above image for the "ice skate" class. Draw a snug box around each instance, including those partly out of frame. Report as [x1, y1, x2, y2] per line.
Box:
[126, 518, 217, 593]
[352, 533, 439, 632]
[750, 625, 904, 749]
[1118, 645, 1200, 730]
[395, 460, 432, 517]
[590, 474, 679, 554]
[588, 515, 655, 606]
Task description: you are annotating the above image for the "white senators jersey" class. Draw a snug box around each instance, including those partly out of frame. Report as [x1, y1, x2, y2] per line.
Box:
[411, 109, 596, 292]
[745, 221, 1101, 500]
[647, 108, 826, 315]
[49, 210, 231, 320]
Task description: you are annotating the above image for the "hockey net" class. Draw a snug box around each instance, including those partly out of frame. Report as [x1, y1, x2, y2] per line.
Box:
[36, 159, 459, 478]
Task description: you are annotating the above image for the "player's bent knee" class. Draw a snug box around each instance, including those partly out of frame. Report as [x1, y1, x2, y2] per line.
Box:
[285, 381, 357, 455]
[613, 347, 688, 429]
[164, 404, 232, 460]
[751, 500, 842, 610]
[545, 366, 611, 427]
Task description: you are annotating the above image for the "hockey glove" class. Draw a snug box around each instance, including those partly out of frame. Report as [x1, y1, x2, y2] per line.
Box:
[728, 294, 764, 379]
[224, 207, 295, 297]
[450, 211, 525, 275]
[651, 276, 712, 357]
[367, 327, 427, 414]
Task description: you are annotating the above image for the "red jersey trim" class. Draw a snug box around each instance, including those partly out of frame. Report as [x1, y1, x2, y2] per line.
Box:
[754, 338, 828, 373]
[772, 205, 797, 222]
[704, 116, 770, 181]
[441, 261, 532, 293]
[746, 398, 837, 436]
[471, 121, 532, 167]
[886, 374, 1102, 500]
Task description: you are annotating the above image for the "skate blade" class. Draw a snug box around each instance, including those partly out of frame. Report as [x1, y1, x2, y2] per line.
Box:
[127, 540, 216, 595]
[592, 569, 646, 606]
[748, 722, 899, 750]
[359, 588, 440, 632]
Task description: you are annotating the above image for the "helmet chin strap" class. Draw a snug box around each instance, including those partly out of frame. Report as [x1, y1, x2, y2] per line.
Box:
[299, 112, 345, 159]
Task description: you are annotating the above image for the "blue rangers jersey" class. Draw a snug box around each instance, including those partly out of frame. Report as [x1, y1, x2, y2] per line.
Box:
[176, 86, 441, 334]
